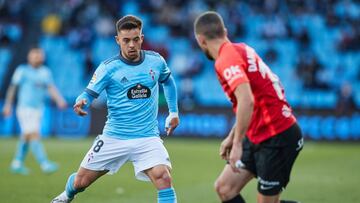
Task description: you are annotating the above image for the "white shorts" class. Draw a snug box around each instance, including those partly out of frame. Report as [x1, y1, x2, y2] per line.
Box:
[80, 135, 172, 181]
[16, 107, 42, 135]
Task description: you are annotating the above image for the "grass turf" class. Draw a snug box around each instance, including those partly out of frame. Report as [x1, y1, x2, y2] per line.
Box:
[0, 137, 359, 203]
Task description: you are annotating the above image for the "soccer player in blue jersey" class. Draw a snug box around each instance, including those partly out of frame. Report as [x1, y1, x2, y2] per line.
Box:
[2, 47, 67, 175]
[51, 15, 180, 203]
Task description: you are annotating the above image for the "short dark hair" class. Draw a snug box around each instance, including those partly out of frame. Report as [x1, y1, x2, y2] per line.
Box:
[116, 15, 142, 33]
[194, 11, 226, 39]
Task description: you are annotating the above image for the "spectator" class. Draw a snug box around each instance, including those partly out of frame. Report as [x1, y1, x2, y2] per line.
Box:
[336, 82, 357, 115]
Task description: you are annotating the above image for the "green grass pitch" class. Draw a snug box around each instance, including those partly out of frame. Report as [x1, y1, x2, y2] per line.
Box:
[1, 137, 359, 203]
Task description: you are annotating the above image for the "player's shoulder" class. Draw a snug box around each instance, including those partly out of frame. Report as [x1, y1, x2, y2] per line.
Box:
[216, 42, 248, 69]
[144, 50, 165, 61]
[16, 64, 27, 71]
[144, 50, 161, 57]
[223, 42, 248, 54]
[40, 65, 51, 72]
[98, 55, 121, 74]
[103, 55, 121, 66]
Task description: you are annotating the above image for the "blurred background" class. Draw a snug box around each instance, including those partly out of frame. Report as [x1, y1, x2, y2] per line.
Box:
[0, 0, 360, 202]
[0, 0, 360, 140]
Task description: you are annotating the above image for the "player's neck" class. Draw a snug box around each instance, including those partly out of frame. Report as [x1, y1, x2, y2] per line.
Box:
[209, 37, 230, 60]
[29, 63, 42, 68]
[120, 51, 141, 62]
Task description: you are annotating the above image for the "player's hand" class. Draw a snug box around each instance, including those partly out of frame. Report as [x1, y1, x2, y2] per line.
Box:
[229, 141, 243, 173]
[73, 99, 88, 116]
[2, 104, 11, 117]
[57, 100, 67, 109]
[220, 134, 233, 160]
[165, 112, 179, 136]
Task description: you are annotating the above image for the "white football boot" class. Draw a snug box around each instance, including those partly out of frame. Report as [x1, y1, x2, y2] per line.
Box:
[51, 191, 73, 203]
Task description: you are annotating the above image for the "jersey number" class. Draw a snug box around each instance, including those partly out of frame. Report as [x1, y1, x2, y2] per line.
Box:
[93, 140, 104, 153]
[258, 60, 284, 100]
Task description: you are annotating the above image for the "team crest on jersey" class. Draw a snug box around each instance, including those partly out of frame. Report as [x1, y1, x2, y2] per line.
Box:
[127, 83, 151, 99]
[282, 105, 292, 118]
[90, 73, 97, 84]
[87, 152, 94, 163]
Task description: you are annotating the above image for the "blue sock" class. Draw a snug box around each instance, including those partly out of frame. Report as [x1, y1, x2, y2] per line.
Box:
[29, 140, 48, 164]
[158, 187, 177, 203]
[65, 173, 85, 198]
[14, 139, 29, 162]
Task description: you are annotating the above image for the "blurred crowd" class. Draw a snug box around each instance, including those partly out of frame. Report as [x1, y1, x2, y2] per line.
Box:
[0, 0, 359, 112]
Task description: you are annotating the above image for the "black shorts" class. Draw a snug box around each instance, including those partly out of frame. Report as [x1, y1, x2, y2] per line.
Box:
[241, 123, 303, 196]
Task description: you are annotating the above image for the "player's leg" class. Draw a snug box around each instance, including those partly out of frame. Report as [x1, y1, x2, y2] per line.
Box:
[10, 108, 32, 174]
[10, 133, 30, 174]
[215, 136, 256, 203]
[52, 168, 108, 203]
[215, 165, 254, 202]
[145, 165, 177, 203]
[52, 134, 129, 202]
[28, 131, 59, 173]
[23, 108, 58, 173]
[257, 193, 279, 203]
[131, 137, 176, 203]
[255, 124, 303, 203]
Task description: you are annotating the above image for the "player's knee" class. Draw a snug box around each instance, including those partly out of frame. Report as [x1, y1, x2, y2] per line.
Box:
[214, 179, 233, 200]
[156, 170, 172, 188]
[152, 168, 172, 189]
[161, 171, 172, 184]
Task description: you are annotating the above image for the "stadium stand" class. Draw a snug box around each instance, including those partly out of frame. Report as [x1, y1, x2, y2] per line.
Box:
[3, 0, 359, 109]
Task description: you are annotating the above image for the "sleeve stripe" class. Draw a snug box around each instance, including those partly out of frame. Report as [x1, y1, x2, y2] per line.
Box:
[85, 88, 99, 98]
[159, 73, 171, 83]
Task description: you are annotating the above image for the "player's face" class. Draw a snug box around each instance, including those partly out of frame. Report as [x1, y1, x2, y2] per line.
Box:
[195, 34, 214, 61]
[28, 49, 45, 68]
[116, 28, 144, 61]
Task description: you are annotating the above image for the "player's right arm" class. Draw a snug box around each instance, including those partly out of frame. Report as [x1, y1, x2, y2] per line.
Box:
[229, 83, 254, 172]
[220, 124, 235, 160]
[2, 67, 23, 117]
[2, 85, 17, 117]
[74, 63, 109, 116]
[215, 47, 253, 172]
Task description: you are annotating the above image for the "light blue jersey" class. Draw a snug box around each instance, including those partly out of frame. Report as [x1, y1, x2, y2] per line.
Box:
[11, 64, 53, 109]
[85, 50, 172, 139]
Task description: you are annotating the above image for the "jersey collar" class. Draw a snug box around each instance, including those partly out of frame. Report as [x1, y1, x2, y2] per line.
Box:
[119, 50, 145, 66]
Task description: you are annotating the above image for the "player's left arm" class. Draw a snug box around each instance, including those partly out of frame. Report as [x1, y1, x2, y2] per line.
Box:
[161, 74, 179, 136]
[45, 69, 67, 109]
[48, 85, 67, 109]
[229, 83, 254, 172]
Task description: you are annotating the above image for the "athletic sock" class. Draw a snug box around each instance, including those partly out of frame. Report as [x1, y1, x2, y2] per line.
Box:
[14, 139, 29, 163]
[222, 194, 246, 203]
[65, 173, 85, 198]
[158, 187, 177, 203]
[29, 140, 48, 164]
[280, 200, 300, 203]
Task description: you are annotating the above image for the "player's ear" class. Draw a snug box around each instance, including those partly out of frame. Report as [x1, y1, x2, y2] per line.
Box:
[198, 34, 207, 47]
[115, 35, 121, 46]
[224, 28, 228, 37]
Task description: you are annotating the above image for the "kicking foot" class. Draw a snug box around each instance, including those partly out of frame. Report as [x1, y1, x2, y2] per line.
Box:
[51, 191, 73, 203]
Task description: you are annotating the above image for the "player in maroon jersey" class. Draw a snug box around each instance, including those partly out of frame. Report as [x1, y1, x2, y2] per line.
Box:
[194, 11, 303, 203]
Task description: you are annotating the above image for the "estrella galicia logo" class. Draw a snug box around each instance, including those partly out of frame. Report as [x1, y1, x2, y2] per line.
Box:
[127, 83, 151, 99]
